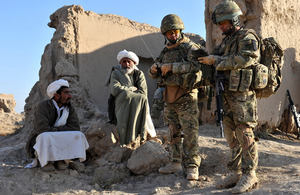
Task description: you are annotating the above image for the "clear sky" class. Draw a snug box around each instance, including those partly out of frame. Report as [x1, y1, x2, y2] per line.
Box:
[0, 0, 206, 113]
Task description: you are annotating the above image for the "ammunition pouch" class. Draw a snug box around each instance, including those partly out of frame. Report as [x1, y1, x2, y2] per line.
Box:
[252, 64, 268, 89]
[172, 62, 191, 74]
[201, 64, 215, 85]
[229, 69, 253, 92]
[162, 74, 183, 86]
[159, 62, 203, 90]
[182, 71, 202, 90]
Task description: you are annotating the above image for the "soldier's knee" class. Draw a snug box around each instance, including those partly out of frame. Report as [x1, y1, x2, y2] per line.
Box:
[169, 124, 181, 145]
[236, 125, 255, 150]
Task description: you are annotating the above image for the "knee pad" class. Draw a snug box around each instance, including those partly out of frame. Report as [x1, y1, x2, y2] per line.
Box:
[236, 125, 255, 150]
[169, 124, 181, 145]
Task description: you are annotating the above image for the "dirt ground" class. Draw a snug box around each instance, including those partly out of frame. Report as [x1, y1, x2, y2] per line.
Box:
[0, 124, 300, 195]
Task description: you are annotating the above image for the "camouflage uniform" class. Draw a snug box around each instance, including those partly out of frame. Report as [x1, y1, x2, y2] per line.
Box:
[150, 87, 164, 125]
[149, 27, 203, 169]
[198, 1, 261, 192]
[210, 11, 260, 177]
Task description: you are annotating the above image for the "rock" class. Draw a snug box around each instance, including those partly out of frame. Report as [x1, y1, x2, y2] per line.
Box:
[94, 158, 109, 167]
[127, 140, 170, 175]
[0, 94, 16, 113]
[0, 94, 24, 136]
[69, 169, 80, 178]
[94, 163, 130, 187]
[102, 145, 132, 163]
[69, 161, 85, 173]
[85, 119, 119, 157]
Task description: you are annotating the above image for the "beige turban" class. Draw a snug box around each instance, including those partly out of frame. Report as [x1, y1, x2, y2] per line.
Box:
[46, 79, 69, 98]
[117, 50, 139, 65]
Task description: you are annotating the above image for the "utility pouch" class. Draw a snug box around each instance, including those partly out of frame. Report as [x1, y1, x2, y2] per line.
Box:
[229, 69, 241, 91]
[164, 74, 182, 86]
[182, 73, 196, 90]
[253, 64, 268, 89]
[182, 71, 202, 90]
[172, 62, 191, 74]
[239, 69, 253, 92]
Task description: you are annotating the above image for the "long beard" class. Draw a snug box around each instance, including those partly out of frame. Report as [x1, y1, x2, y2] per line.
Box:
[121, 66, 134, 74]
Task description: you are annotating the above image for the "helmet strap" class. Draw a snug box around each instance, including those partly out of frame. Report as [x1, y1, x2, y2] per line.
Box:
[222, 25, 236, 36]
[165, 32, 182, 45]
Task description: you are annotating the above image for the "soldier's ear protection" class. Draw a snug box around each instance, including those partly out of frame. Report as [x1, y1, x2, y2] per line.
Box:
[212, 11, 217, 24]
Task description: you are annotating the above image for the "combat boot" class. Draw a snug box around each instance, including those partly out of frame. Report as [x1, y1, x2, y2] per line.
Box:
[215, 171, 242, 189]
[186, 167, 199, 180]
[231, 172, 258, 194]
[158, 162, 182, 174]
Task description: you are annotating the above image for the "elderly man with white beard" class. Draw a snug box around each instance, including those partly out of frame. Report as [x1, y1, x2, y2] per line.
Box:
[106, 50, 155, 146]
[26, 79, 89, 171]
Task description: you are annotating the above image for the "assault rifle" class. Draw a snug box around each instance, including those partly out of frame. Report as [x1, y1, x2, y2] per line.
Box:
[215, 71, 225, 138]
[286, 90, 300, 139]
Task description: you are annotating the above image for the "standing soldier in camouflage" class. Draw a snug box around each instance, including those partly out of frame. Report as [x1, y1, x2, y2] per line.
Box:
[198, 0, 259, 193]
[149, 14, 204, 180]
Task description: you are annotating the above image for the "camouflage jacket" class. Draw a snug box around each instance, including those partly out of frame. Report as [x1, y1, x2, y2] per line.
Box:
[211, 28, 261, 91]
[149, 34, 203, 88]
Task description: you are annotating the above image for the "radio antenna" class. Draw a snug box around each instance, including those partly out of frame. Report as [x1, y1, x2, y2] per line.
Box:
[129, 20, 156, 62]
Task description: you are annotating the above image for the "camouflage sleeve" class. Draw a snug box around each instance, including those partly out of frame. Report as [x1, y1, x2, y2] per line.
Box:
[188, 42, 203, 71]
[215, 33, 260, 71]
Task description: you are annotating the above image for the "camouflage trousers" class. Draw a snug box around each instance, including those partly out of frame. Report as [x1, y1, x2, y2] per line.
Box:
[223, 90, 258, 174]
[151, 87, 165, 119]
[164, 92, 201, 168]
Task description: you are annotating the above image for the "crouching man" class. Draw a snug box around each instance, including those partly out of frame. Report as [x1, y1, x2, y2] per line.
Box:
[26, 79, 89, 171]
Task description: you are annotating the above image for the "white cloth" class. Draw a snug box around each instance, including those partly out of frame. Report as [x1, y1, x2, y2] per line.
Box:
[32, 131, 89, 167]
[51, 100, 70, 127]
[47, 79, 69, 98]
[117, 50, 139, 65]
[146, 103, 156, 137]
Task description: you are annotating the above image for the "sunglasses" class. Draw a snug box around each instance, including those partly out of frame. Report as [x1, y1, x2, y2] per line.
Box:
[165, 29, 180, 36]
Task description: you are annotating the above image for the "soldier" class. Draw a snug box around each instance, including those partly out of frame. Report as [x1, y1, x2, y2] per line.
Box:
[149, 14, 205, 180]
[150, 87, 165, 127]
[198, 0, 259, 193]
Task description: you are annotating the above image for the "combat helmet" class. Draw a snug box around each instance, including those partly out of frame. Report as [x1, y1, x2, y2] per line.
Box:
[160, 14, 185, 34]
[212, 0, 242, 27]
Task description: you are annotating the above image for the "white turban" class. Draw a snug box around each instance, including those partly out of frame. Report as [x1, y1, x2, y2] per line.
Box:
[117, 50, 139, 65]
[46, 79, 69, 98]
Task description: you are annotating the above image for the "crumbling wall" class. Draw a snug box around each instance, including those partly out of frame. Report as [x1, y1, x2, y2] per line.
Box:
[205, 0, 300, 129]
[23, 5, 205, 126]
[0, 94, 24, 136]
[24, 5, 165, 128]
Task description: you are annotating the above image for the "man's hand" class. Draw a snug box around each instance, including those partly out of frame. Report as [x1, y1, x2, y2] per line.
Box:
[130, 86, 138, 91]
[150, 64, 158, 74]
[198, 55, 216, 65]
[161, 63, 172, 76]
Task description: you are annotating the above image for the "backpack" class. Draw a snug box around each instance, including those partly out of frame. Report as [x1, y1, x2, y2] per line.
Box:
[257, 37, 284, 98]
[246, 30, 284, 98]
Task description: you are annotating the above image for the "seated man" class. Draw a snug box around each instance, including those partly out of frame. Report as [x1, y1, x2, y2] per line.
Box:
[106, 50, 155, 145]
[26, 79, 89, 171]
